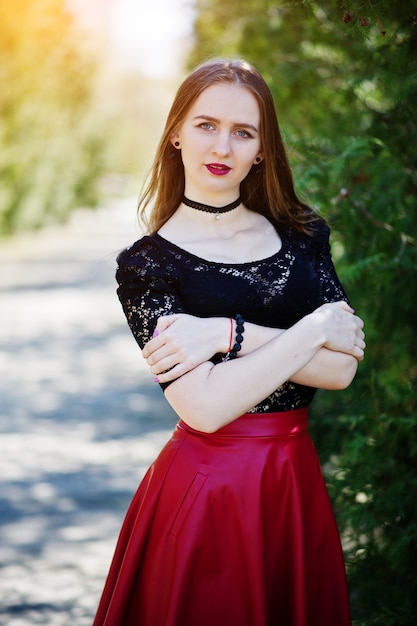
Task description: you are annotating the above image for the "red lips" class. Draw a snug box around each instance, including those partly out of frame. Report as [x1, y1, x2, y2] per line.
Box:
[205, 163, 231, 176]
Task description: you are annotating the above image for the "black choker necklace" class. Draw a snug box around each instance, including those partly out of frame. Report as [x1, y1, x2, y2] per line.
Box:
[182, 195, 241, 220]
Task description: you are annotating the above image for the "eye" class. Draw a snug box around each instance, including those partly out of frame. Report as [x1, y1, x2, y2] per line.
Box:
[199, 122, 214, 131]
[234, 128, 253, 139]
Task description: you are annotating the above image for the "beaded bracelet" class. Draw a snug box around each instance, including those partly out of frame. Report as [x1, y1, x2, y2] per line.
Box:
[227, 313, 245, 360]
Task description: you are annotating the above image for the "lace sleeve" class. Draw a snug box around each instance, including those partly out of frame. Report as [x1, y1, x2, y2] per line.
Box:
[116, 238, 186, 351]
[313, 222, 349, 304]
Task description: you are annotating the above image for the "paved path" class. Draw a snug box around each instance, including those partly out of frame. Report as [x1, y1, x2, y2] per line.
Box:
[0, 200, 178, 625]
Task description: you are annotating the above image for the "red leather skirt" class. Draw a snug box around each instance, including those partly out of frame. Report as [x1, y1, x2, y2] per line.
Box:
[93, 408, 351, 626]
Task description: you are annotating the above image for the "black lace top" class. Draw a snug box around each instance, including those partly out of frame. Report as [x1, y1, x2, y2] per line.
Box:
[116, 219, 348, 413]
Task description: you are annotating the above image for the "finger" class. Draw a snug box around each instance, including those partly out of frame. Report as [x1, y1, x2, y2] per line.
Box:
[156, 314, 179, 333]
[143, 337, 169, 362]
[353, 315, 365, 329]
[142, 333, 168, 358]
[334, 300, 355, 313]
[143, 315, 180, 357]
[354, 347, 365, 361]
[145, 342, 176, 367]
[149, 354, 183, 375]
[353, 335, 366, 360]
[357, 338, 366, 350]
[142, 338, 158, 359]
[154, 363, 188, 383]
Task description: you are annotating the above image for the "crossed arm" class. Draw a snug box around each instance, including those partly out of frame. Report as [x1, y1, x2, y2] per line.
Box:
[142, 303, 365, 432]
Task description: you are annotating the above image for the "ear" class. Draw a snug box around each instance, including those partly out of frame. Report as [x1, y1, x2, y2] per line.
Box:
[170, 131, 181, 148]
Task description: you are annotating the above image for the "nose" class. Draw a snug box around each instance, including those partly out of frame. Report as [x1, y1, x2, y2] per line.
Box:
[212, 131, 231, 157]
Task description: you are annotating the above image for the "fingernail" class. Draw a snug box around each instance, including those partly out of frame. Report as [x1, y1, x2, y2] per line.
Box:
[152, 329, 159, 338]
[153, 377, 159, 383]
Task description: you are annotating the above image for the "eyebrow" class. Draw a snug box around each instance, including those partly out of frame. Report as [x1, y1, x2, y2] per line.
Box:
[192, 115, 259, 133]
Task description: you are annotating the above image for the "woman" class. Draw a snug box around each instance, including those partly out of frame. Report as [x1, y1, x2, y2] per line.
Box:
[93, 59, 365, 626]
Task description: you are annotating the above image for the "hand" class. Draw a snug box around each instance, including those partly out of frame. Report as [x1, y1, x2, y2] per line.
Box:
[310, 301, 366, 361]
[142, 314, 228, 380]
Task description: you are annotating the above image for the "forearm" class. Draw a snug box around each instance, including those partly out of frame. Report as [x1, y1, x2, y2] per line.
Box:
[165, 315, 324, 432]
[228, 322, 358, 390]
[291, 349, 358, 389]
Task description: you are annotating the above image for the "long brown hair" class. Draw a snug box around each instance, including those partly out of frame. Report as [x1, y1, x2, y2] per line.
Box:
[138, 58, 322, 234]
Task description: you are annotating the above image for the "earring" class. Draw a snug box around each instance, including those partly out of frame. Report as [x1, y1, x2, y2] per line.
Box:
[255, 156, 262, 164]
[174, 141, 180, 148]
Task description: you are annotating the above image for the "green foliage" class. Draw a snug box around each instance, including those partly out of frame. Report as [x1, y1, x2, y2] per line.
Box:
[0, 0, 107, 235]
[192, 1, 417, 623]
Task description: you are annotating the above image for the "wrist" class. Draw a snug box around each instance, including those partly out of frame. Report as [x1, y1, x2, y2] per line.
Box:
[208, 317, 233, 355]
[221, 314, 245, 360]
[298, 312, 327, 351]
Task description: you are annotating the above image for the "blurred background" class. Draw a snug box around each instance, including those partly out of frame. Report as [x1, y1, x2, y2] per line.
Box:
[0, 1, 416, 625]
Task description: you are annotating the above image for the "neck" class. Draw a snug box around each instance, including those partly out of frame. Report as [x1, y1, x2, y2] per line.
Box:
[182, 195, 241, 220]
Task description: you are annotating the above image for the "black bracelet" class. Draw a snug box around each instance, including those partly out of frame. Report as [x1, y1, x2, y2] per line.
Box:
[228, 313, 245, 360]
